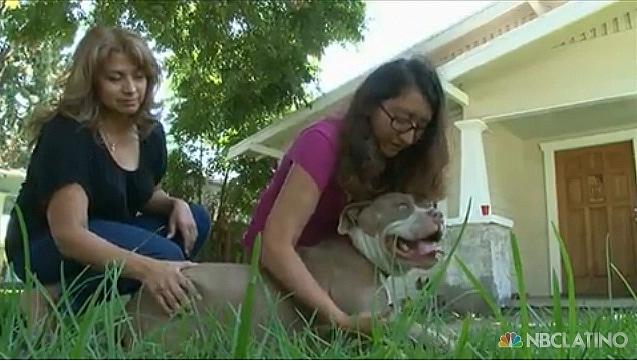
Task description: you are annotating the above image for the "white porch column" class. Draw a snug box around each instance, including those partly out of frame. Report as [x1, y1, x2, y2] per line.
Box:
[455, 119, 491, 221]
[442, 119, 516, 308]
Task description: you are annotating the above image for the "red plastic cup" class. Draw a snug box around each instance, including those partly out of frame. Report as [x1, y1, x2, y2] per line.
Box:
[481, 204, 490, 216]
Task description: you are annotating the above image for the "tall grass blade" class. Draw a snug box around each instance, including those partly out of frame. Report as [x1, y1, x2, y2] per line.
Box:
[453, 316, 471, 359]
[428, 199, 472, 296]
[610, 263, 637, 302]
[453, 255, 503, 324]
[550, 270, 565, 359]
[14, 205, 31, 285]
[233, 233, 262, 359]
[550, 222, 577, 355]
[14, 206, 34, 321]
[70, 273, 109, 358]
[13, 204, 39, 356]
[550, 270, 563, 330]
[510, 232, 531, 359]
[104, 263, 125, 357]
[453, 255, 513, 358]
[604, 234, 613, 314]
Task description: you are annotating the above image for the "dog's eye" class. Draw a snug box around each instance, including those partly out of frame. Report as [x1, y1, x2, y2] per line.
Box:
[398, 203, 410, 212]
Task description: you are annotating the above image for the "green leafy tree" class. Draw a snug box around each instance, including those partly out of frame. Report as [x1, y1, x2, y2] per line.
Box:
[0, 0, 84, 168]
[1, 0, 366, 260]
[163, 148, 206, 203]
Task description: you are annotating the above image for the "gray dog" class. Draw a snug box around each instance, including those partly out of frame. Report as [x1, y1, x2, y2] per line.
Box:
[125, 192, 447, 346]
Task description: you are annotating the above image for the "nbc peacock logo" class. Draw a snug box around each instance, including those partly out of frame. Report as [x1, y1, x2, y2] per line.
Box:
[499, 332, 523, 348]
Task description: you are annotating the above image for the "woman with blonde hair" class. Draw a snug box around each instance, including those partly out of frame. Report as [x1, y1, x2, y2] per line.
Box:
[4, 26, 210, 317]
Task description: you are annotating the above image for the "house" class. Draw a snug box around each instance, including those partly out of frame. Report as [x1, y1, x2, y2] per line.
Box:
[228, 0, 637, 300]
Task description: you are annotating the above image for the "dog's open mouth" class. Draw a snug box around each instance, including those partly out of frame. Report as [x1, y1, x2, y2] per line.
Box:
[385, 235, 443, 265]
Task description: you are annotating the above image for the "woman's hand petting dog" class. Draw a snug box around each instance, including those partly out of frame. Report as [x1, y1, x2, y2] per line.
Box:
[140, 259, 202, 315]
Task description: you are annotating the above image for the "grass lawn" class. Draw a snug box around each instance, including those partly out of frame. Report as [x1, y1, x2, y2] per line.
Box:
[0, 222, 635, 358]
[0, 284, 635, 359]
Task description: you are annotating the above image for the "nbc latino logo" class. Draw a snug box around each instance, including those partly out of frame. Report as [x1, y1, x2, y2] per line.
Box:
[499, 332, 523, 348]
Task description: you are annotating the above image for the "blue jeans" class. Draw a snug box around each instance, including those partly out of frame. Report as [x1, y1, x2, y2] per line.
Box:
[7, 203, 211, 313]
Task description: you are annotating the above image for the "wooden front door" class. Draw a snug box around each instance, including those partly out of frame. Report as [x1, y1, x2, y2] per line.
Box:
[555, 141, 637, 296]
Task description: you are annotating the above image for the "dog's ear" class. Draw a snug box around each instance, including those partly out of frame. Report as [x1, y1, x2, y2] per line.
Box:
[337, 201, 371, 235]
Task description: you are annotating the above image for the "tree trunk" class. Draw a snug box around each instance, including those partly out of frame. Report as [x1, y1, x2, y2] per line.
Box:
[211, 166, 230, 259]
[198, 139, 204, 203]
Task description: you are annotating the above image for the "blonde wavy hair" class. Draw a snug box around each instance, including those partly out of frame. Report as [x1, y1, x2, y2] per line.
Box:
[27, 25, 161, 142]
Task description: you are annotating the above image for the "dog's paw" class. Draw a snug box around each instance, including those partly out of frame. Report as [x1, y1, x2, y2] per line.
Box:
[415, 277, 430, 291]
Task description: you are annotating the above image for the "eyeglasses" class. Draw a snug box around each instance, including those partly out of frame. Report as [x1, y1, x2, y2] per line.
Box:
[379, 103, 427, 140]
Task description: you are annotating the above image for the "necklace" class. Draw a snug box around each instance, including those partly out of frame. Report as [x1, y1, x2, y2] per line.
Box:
[101, 131, 117, 152]
[99, 126, 138, 153]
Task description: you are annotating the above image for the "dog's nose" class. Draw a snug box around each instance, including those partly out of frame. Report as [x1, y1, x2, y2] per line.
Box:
[423, 208, 444, 242]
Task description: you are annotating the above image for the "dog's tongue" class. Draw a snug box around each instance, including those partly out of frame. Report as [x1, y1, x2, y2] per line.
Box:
[417, 241, 438, 255]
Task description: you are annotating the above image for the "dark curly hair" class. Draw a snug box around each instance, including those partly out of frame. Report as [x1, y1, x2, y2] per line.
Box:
[337, 56, 449, 202]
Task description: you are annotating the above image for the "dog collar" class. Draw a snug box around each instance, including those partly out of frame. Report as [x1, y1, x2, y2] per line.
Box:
[349, 228, 406, 276]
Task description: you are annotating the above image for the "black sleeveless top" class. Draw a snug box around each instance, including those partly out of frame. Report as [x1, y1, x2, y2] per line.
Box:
[5, 114, 167, 257]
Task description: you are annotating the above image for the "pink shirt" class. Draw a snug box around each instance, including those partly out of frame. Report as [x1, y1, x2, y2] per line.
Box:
[242, 117, 348, 250]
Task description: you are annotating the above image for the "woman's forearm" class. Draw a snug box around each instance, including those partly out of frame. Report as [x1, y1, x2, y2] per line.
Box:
[261, 238, 347, 325]
[54, 228, 154, 280]
[143, 187, 178, 217]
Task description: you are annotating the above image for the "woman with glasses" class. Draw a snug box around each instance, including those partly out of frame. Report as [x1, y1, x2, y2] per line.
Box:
[242, 57, 449, 334]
